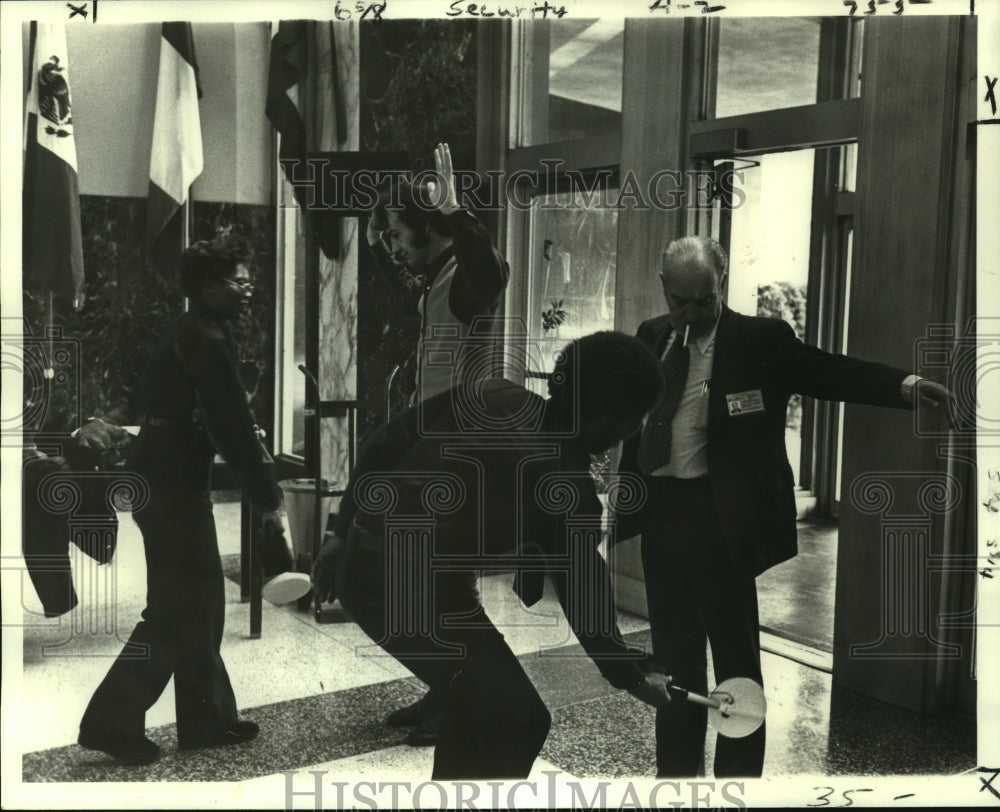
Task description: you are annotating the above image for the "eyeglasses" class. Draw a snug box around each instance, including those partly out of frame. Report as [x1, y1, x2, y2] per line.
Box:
[221, 278, 254, 292]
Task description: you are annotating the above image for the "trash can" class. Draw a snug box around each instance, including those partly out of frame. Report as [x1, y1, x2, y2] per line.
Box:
[279, 479, 343, 562]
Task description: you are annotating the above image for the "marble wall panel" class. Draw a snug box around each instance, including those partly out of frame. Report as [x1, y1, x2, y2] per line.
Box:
[318, 23, 360, 489]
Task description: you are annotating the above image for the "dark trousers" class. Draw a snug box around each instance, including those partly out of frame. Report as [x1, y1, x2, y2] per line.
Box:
[640, 476, 765, 778]
[337, 526, 551, 780]
[80, 489, 238, 746]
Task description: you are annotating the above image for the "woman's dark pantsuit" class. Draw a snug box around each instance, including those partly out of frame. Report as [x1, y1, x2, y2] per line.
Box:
[80, 466, 238, 747]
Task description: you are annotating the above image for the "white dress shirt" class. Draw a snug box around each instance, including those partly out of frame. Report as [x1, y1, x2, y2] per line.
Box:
[647, 321, 718, 479]
[641, 318, 922, 481]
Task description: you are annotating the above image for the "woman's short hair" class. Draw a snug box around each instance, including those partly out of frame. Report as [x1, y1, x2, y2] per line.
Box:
[179, 236, 254, 298]
[548, 331, 666, 422]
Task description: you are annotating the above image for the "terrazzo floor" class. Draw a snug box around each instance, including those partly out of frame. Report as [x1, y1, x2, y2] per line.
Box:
[11, 499, 976, 802]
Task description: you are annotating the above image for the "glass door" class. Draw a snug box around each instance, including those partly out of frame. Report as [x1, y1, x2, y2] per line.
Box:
[725, 149, 815, 486]
[695, 15, 863, 656]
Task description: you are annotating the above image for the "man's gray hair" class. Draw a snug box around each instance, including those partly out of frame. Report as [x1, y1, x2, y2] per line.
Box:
[661, 236, 728, 280]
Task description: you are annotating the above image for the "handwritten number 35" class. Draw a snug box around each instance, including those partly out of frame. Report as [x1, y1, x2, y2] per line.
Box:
[808, 787, 874, 807]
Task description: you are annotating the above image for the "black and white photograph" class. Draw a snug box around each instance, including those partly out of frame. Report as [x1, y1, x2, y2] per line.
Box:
[2, 0, 998, 808]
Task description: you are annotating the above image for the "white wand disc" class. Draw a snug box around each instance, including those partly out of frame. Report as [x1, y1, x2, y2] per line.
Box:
[708, 677, 766, 738]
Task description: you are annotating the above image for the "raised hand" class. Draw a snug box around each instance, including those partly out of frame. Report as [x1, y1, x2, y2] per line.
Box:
[426, 142, 461, 216]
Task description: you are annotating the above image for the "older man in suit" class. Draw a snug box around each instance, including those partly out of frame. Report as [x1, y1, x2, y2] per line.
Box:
[618, 235, 950, 778]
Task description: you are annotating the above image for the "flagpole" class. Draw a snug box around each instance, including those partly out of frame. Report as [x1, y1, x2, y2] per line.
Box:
[45, 291, 54, 380]
[182, 194, 191, 313]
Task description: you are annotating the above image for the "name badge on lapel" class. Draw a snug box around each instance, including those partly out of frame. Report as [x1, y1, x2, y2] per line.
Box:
[726, 390, 765, 416]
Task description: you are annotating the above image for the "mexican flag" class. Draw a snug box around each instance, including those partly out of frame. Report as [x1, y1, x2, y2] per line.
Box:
[23, 22, 85, 310]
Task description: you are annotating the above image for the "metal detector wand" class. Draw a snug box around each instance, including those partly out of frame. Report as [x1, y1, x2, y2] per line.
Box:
[663, 677, 767, 738]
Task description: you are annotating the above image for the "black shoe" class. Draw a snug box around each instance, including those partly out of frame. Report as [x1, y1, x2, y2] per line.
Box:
[220, 720, 260, 745]
[404, 713, 443, 747]
[386, 693, 439, 727]
[78, 727, 161, 765]
[179, 720, 260, 750]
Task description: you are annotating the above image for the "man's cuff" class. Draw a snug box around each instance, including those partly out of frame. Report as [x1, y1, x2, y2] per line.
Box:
[901, 374, 921, 401]
[599, 659, 647, 691]
[594, 645, 651, 690]
[332, 511, 352, 541]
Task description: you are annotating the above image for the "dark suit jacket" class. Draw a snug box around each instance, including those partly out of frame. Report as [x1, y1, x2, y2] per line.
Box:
[22, 449, 120, 618]
[619, 306, 912, 576]
[127, 304, 281, 513]
[335, 378, 648, 690]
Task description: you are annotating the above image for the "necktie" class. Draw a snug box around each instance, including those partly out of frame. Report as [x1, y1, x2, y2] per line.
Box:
[637, 334, 690, 474]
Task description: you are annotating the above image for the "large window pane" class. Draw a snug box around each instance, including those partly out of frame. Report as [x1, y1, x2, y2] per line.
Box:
[841, 142, 858, 193]
[518, 19, 624, 146]
[715, 18, 822, 118]
[726, 150, 816, 485]
[523, 188, 618, 394]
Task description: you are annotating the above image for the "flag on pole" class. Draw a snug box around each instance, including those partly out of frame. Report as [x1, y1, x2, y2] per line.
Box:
[23, 22, 86, 311]
[146, 22, 203, 280]
[266, 20, 343, 259]
[265, 21, 307, 185]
